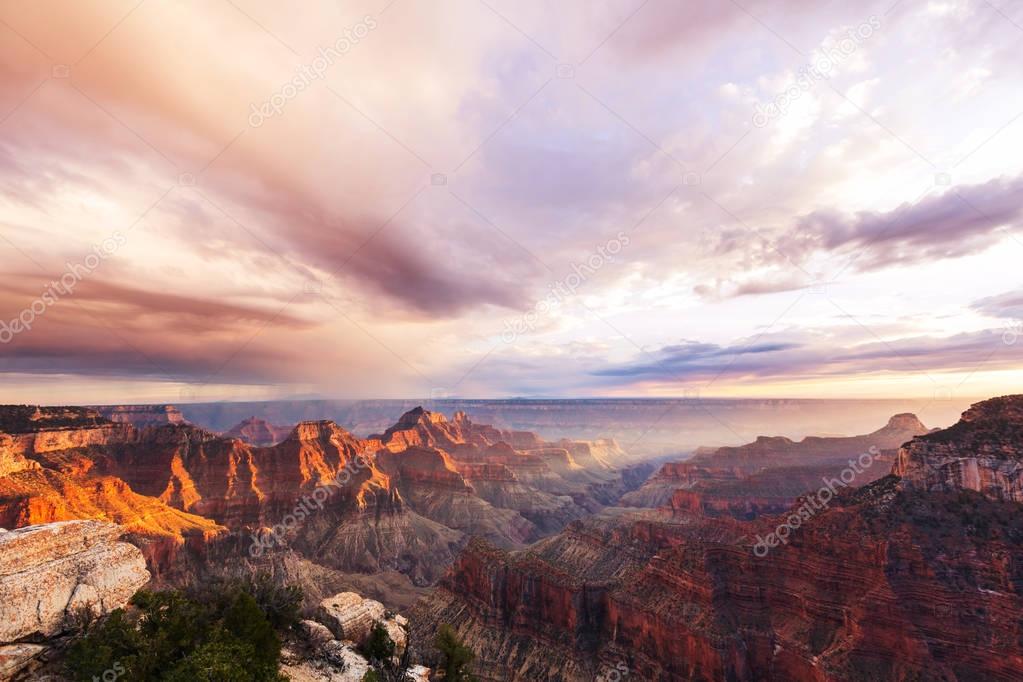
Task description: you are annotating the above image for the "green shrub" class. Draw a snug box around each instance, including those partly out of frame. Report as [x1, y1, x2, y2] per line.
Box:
[361, 622, 396, 663]
[435, 624, 476, 681]
[65, 584, 294, 682]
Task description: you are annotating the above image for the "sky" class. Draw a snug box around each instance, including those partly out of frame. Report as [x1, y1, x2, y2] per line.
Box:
[0, 0, 1021, 404]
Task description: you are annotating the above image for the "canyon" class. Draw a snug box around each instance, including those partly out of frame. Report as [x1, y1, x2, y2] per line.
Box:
[0, 397, 1020, 680]
[0, 403, 648, 608]
[410, 396, 1023, 680]
[620, 413, 930, 517]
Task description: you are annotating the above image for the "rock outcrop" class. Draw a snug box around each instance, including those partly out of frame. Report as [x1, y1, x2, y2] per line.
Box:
[317, 592, 408, 657]
[282, 591, 422, 681]
[224, 416, 293, 446]
[895, 395, 1023, 501]
[98, 404, 186, 427]
[0, 520, 149, 643]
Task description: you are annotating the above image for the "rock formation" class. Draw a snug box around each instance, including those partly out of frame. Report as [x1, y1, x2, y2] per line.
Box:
[895, 395, 1023, 500]
[620, 412, 927, 516]
[98, 404, 187, 427]
[0, 520, 149, 643]
[317, 592, 408, 657]
[281, 591, 424, 681]
[0, 403, 640, 609]
[224, 416, 293, 446]
[412, 397, 1023, 681]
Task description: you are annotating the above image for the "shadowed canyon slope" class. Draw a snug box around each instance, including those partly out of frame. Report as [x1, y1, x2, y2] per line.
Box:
[620, 413, 930, 516]
[411, 396, 1023, 681]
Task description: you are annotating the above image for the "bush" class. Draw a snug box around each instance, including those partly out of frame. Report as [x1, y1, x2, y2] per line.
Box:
[188, 572, 302, 631]
[65, 584, 294, 682]
[361, 622, 396, 663]
[435, 624, 476, 681]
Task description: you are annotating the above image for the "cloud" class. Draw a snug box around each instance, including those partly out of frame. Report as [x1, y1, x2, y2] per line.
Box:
[705, 174, 1023, 287]
[590, 327, 1020, 387]
[971, 289, 1023, 321]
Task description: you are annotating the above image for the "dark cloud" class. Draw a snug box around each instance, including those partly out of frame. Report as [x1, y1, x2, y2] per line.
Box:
[0, 276, 311, 382]
[592, 329, 1020, 385]
[593, 339, 802, 378]
[780, 174, 1023, 271]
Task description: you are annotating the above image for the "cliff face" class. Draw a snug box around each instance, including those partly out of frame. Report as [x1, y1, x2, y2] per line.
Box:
[0, 521, 149, 643]
[895, 396, 1023, 501]
[223, 416, 293, 446]
[98, 404, 186, 427]
[621, 413, 925, 516]
[0, 404, 639, 605]
[413, 397, 1023, 681]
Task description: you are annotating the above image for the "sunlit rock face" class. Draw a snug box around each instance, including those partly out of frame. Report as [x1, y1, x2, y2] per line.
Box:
[0, 403, 643, 608]
[895, 395, 1023, 501]
[0, 520, 149, 643]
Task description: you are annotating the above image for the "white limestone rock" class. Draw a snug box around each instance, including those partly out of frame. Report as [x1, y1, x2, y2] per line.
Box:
[0, 520, 150, 643]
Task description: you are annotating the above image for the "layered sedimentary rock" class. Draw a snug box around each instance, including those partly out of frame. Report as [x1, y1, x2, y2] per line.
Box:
[98, 404, 186, 427]
[0, 520, 149, 643]
[317, 591, 408, 655]
[0, 409, 226, 574]
[895, 395, 1023, 501]
[0, 403, 640, 607]
[413, 397, 1023, 681]
[621, 413, 926, 516]
[283, 592, 423, 681]
[224, 416, 293, 446]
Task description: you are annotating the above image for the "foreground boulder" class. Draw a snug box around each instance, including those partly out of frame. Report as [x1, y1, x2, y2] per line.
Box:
[317, 591, 408, 657]
[0, 520, 149, 643]
[283, 591, 427, 680]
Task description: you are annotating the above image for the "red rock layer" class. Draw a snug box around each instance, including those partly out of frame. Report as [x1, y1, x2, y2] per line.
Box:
[223, 416, 293, 446]
[412, 397, 1023, 681]
[621, 413, 926, 514]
